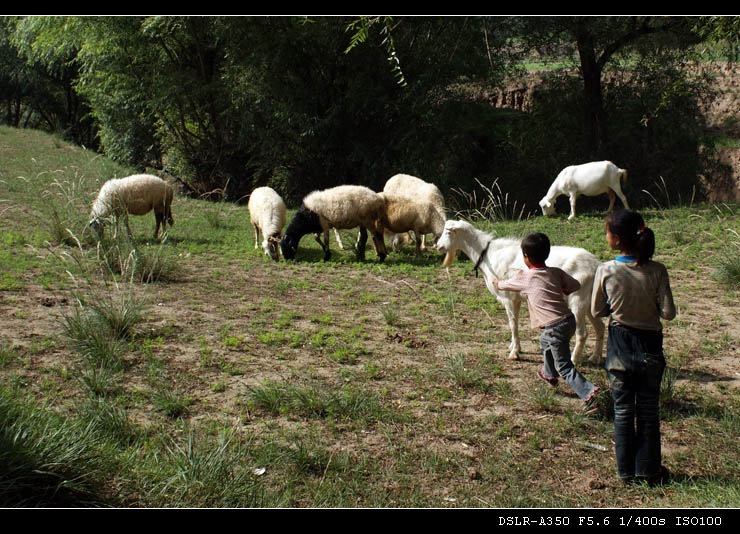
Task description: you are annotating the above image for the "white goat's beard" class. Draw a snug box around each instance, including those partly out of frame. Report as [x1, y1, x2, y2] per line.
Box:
[442, 251, 457, 267]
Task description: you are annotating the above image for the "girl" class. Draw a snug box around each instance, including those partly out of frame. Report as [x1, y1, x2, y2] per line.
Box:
[591, 209, 676, 486]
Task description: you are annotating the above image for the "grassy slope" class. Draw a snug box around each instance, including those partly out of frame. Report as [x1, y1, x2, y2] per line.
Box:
[0, 126, 738, 508]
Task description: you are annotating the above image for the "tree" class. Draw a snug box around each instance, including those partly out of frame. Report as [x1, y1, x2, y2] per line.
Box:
[3, 17, 96, 146]
[516, 16, 700, 158]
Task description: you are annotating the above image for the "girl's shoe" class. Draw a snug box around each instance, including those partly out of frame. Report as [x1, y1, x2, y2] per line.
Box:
[538, 367, 558, 387]
[647, 465, 670, 487]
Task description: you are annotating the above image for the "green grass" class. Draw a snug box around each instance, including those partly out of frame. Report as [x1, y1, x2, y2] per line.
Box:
[0, 126, 739, 508]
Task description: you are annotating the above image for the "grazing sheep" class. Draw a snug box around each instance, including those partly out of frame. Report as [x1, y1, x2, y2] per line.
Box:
[436, 220, 604, 364]
[247, 186, 287, 261]
[280, 185, 387, 262]
[539, 160, 629, 220]
[89, 174, 174, 239]
[378, 193, 446, 256]
[383, 174, 446, 251]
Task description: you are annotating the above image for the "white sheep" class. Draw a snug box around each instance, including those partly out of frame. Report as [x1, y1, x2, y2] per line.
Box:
[247, 186, 287, 261]
[436, 219, 604, 364]
[89, 174, 174, 239]
[539, 160, 629, 220]
[280, 185, 387, 262]
[382, 174, 446, 251]
[377, 193, 446, 257]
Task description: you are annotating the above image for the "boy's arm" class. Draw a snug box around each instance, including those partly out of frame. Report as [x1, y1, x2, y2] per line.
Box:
[561, 270, 581, 295]
[496, 271, 524, 292]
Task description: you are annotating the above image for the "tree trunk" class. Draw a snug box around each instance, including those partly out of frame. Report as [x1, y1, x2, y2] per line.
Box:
[575, 25, 608, 159]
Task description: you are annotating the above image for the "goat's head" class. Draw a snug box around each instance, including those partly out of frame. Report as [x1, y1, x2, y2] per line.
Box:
[539, 198, 556, 217]
[436, 220, 463, 267]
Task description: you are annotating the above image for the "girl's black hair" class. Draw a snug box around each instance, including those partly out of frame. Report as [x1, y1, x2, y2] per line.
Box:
[521, 232, 550, 264]
[606, 209, 655, 265]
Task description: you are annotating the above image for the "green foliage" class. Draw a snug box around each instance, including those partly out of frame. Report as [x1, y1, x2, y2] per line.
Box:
[2, 16, 727, 211]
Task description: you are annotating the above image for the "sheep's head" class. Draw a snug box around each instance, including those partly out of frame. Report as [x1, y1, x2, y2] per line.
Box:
[279, 234, 298, 260]
[265, 236, 281, 262]
[88, 217, 104, 240]
[436, 221, 462, 267]
[539, 198, 556, 217]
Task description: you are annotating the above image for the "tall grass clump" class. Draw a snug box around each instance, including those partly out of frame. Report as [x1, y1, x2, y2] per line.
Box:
[246, 380, 387, 423]
[713, 229, 740, 288]
[439, 352, 484, 390]
[59, 257, 145, 397]
[42, 172, 94, 247]
[139, 428, 264, 507]
[0, 386, 118, 506]
[95, 229, 179, 284]
[641, 176, 697, 210]
[661, 350, 688, 407]
[450, 178, 534, 221]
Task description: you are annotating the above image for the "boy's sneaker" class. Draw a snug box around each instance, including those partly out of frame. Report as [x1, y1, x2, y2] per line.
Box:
[538, 367, 558, 387]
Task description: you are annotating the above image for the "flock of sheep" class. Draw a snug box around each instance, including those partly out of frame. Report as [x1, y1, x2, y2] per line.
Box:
[87, 161, 629, 364]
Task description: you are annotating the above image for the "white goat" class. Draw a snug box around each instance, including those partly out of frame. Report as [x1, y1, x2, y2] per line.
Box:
[89, 174, 174, 239]
[383, 174, 446, 251]
[436, 220, 604, 364]
[280, 185, 387, 262]
[539, 160, 629, 220]
[247, 186, 286, 261]
[378, 193, 446, 256]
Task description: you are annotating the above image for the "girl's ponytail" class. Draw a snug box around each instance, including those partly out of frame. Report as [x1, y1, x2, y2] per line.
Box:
[635, 224, 655, 266]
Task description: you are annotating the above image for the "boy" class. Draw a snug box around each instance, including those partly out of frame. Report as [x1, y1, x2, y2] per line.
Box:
[494, 232, 599, 409]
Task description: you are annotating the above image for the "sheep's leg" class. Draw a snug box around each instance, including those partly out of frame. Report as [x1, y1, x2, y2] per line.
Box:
[154, 211, 165, 239]
[316, 230, 331, 261]
[355, 227, 368, 261]
[253, 224, 260, 249]
[391, 233, 402, 252]
[372, 229, 387, 262]
[503, 298, 522, 360]
[587, 312, 605, 365]
[165, 201, 174, 228]
[334, 228, 344, 250]
[124, 212, 133, 239]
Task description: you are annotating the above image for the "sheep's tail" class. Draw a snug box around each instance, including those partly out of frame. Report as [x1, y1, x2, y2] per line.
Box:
[619, 168, 628, 185]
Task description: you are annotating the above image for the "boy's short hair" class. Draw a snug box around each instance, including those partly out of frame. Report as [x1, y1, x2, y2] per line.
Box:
[521, 232, 550, 263]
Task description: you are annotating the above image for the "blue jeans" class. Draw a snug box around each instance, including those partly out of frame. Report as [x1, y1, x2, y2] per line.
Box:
[540, 314, 596, 400]
[606, 324, 666, 481]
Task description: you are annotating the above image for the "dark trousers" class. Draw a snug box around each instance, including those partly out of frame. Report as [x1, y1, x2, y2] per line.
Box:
[605, 324, 666, 480]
